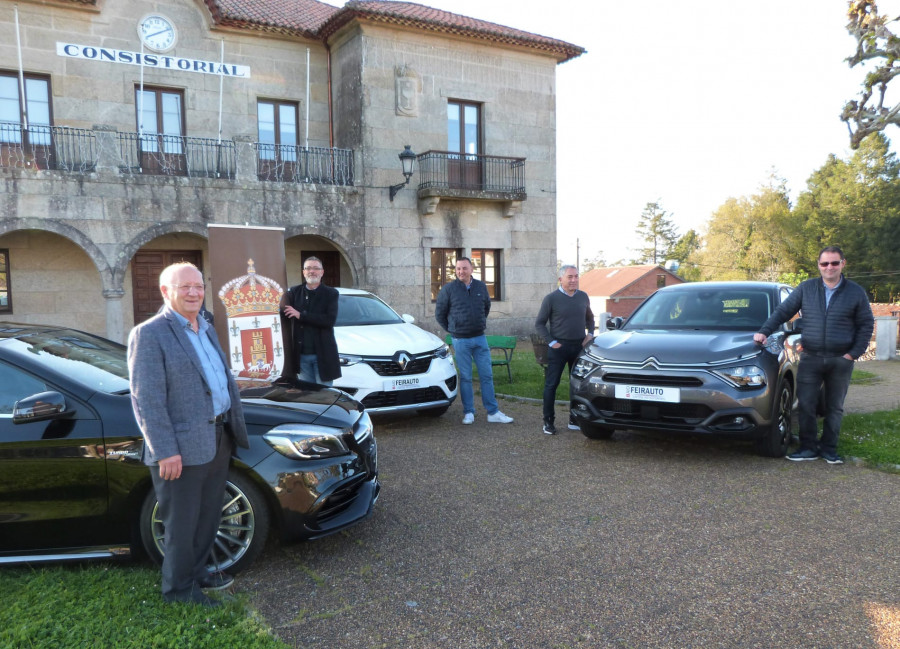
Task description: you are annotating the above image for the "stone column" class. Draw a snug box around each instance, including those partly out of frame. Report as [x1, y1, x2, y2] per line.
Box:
[103, 288, 126, 343]
[234, 135, 257, 183]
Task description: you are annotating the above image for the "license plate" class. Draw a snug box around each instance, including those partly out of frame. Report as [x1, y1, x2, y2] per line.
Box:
[615, 384, 680, 403]
[384, 377, 421, 391]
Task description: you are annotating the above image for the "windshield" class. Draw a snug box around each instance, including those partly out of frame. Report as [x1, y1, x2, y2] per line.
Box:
[0, 326, 130, 394]
[336, 294, 403, 326]
[626, 289, 773, 331]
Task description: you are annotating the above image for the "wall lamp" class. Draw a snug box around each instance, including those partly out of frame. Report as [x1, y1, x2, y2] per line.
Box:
[389, 145, 417, 201]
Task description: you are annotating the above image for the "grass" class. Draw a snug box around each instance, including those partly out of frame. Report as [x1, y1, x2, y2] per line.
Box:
[0, 564, 286, 649]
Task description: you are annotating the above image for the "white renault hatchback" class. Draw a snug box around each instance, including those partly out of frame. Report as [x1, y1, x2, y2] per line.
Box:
[333, 288, 458, 415]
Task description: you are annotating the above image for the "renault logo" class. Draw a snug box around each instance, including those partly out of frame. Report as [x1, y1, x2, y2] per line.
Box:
[395, 352, 411, 370]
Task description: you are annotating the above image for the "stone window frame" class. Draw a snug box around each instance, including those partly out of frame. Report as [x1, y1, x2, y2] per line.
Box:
[471, 249, 501, 301]
[430, 248, 462, 301]
[0, 249, 11, 313]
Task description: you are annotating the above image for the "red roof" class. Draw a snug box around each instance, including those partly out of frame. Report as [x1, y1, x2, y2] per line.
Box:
[201, 0, 583, 60]
[580, 265, 683, 297]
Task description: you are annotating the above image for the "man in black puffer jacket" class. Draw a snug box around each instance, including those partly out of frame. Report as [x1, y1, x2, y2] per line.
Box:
[754, 246, 874, 464]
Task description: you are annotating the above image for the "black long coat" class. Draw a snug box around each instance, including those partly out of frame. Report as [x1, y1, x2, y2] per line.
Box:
[279, 283, 342, 382]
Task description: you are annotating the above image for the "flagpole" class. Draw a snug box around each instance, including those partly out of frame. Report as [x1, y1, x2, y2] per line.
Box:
[14, 4, 28, 130]
[217, 39, 224, 144]
[138, 40, 145, 138]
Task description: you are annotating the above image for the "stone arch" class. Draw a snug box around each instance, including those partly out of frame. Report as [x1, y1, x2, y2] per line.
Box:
[116, 221, 210, 280]
[281, 225, 360, 287]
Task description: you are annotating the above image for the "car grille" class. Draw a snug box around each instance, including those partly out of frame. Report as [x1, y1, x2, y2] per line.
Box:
[592, 397, 713, 429]
[361, 386, 447, 408]
[365, 356, 433, 377]
[316, 474, 369, 523]
[602, 372, 704, 387]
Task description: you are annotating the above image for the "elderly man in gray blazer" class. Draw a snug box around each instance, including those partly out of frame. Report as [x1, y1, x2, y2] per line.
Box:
[128, 262, 249, 606]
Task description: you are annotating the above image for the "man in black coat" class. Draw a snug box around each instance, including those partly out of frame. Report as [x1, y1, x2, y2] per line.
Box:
[754, 246, 874, 464]
[280, 256, 341, 386]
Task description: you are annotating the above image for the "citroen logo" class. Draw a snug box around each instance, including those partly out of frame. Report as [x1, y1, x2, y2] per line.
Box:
[395, 352, 411, 370]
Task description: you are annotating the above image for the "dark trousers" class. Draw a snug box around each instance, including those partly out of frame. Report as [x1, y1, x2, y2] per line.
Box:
[796, 353, 855, 455]
[150, 425, 233, 600]
[542, 341, 584, 422]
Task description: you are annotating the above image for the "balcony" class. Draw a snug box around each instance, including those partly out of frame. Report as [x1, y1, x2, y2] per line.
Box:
[415, 150, 526, 216]
[0, 121, 97, 172]
[255, 143, 354, 185]
[0, 122, 355, 188]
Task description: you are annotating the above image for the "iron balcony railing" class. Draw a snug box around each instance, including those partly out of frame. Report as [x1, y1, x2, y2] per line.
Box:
[117, 132, 236, 179]
[254, 143, 354, 186]
[416, 150, 525, 194]
[0, 121, 97, 172]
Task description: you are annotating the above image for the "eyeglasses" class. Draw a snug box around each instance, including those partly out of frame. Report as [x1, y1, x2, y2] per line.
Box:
[171, 284, 205, 293]
[303, 266, 323, 272]
[818, 260, 843, 267]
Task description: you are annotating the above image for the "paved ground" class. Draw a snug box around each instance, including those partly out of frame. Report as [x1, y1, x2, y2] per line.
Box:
[238, 361, 900, 649]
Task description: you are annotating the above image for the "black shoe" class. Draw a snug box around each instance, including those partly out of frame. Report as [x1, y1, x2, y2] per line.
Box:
[786, 448, 819, 461]
[567, 417, 580, 431]
[542, 419, 557, 435]
[820, 451, 844, 465]
[199, 571, 234, 591]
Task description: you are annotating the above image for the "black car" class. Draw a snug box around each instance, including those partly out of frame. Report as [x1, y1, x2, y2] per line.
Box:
[570, 282, 801, 456]
[0, 323, 379, 573]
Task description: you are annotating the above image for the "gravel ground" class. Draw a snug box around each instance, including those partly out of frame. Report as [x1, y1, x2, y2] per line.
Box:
[238, 361, 900, 649]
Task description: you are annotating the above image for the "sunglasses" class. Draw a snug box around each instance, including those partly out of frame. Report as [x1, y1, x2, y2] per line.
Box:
[818, 260, 843, 267]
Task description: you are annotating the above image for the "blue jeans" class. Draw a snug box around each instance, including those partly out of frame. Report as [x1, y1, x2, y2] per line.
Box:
[299, 354, 332, 387]
[796, 353, 854, 455]
[452, 335, 499, 416]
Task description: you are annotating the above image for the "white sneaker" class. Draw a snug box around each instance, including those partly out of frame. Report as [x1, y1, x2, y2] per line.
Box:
[487, 411, 513, 424]
[462, 412, 475, 425]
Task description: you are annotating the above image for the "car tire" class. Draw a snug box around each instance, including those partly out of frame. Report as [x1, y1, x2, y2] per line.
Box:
[139, 469, 270, 575]
[755, 380, 793, 457]
[579, 421, 615, 440]
[420, 405, 450, 417]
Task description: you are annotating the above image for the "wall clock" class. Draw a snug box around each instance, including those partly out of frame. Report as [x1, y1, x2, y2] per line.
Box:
[138, 15, 177, 52]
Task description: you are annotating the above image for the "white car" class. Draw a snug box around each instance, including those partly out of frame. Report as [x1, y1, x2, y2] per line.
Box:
[333, 288, 458, 415]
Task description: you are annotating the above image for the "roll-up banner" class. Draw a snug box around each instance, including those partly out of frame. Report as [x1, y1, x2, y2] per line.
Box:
[208, 224, 287, 380]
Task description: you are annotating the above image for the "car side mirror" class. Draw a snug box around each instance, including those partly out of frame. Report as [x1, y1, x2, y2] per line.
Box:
[606, 316, 624, 330]
[401, 314, 415, 324]
[13, 391, 71, 424]
[785, 317, 801, 334]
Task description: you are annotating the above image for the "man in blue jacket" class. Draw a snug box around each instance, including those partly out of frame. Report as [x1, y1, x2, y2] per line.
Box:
[435, 257, 513, 425]
[754, 246, 874, 464]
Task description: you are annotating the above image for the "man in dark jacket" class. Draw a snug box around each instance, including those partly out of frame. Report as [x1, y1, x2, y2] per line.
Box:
[280, 256, 341, 386]
[535, 265, 595, 435]
[754, 246, 874, 464]
[435, 257, 513, 425]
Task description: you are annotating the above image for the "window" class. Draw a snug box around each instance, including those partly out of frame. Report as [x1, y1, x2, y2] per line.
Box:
[657, 274, 666, 288]
[0, 362, 47, 415]
[430, 248, 461, 301]
[257, 100, 299, 179]
[0, 249, 9, 313]
[135, 86, 184, 174]
[447, 100, 483, 189]
[471, 249, 501, 300]
[0, 71, 52, 166]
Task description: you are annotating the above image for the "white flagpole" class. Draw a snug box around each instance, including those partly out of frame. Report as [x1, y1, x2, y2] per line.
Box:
[217, 39, 224, 144]
[305, 47, 310, 149]
[138, 40, 145, 138]
[14, 4, 28, 130]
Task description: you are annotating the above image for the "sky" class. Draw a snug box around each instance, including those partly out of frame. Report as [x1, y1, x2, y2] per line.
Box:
[338, 0, 873, 264]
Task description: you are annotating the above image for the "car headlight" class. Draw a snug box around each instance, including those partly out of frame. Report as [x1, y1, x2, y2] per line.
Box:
[263, 424, 351, 459]
[572, 357, 600, 379]
[434, 343, 451, 359]
[712, 364, 767, 388]
[339, 354, 362, 367]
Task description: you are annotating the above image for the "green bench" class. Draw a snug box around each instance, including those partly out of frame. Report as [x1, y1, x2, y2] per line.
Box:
[444, 334, 517, 383]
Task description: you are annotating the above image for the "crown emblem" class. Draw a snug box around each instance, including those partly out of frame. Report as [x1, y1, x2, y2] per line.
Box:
[218, 259, 284, 318]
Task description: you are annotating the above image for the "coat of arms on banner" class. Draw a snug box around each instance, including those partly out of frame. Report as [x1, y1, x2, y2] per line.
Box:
[218, 259, 284, 379]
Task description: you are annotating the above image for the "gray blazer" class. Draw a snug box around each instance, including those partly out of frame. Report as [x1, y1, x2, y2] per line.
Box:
[127, 310, 250, 466]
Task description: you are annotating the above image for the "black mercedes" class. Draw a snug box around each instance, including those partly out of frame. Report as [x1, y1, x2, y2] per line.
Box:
[570, 282, 802, 456]
[0, 323, 379, 573]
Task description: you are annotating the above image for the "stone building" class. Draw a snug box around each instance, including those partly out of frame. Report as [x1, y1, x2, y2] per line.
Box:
[0, 0, 582, 341]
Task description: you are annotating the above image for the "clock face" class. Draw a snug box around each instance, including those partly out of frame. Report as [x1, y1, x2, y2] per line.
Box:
[138, 15, 177, 52]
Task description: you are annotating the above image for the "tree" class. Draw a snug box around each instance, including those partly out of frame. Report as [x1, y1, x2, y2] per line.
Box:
[632, 202, 679, 265]
[843, 1, 900, 148]
[669, 229, 702, 280]
[580, 252, 607, 272]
